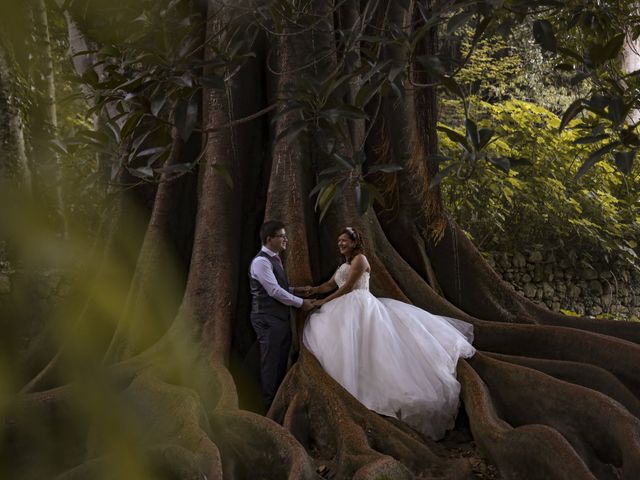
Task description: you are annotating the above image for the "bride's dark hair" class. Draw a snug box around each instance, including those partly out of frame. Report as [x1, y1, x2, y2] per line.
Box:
[340, 226, 365, 262]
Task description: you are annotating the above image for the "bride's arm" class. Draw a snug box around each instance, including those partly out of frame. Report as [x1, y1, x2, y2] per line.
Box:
[309, 276, 337, 295]
[315, 255, 368, 306]
[294, 274, 337, 297]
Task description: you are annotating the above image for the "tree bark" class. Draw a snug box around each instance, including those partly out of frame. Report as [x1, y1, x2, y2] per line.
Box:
[30, 0, 66, 237]
[0, 41, 30, 191]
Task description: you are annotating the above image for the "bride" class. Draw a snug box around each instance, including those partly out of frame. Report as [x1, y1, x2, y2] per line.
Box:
[302, 227, 476, 440]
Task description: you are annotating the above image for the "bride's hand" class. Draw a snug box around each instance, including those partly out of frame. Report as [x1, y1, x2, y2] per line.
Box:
[295, 286, 314, 297]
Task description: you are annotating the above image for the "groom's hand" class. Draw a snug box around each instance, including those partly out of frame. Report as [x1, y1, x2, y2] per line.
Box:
[295, 286, 313, 297]
[301, 299, 314, 311]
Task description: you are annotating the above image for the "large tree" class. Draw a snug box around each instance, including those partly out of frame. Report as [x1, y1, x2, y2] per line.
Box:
[3, 1, 640, 479]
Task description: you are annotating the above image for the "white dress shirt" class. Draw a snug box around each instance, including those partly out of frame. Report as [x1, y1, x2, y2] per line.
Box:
[250, 246, 303, 308]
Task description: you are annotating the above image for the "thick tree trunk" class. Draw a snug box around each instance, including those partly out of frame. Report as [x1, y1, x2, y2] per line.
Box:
[623, 6, 640, 124]
[30, 0, 66, 237]
[0, 41, 30, 191]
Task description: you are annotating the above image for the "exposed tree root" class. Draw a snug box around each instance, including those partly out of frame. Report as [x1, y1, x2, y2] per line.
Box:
[210, 409, 317, 479]
[465, 353, 640, 479]
[471, 321, 640, 396]
[484, 352, 640, 419]
[459, 359, 596, 480]
[270, 349, 472, 480]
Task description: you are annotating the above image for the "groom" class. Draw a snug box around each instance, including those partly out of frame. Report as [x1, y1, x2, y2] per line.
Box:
[249, 220, 312, 409]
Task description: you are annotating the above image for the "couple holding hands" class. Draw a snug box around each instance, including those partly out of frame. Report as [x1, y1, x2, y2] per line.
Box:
[249, 220, 475, 440]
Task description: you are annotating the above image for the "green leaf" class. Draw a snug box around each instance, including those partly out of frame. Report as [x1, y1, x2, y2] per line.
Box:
[354, 183, 371, 216]
[275, 120, 307, 144]
[558, 47, 583, 62]
[440, 76, 465, 99]
[429, 162, 460, 189]
[174, 93, 199, 141]
[533, 20, 557, 53]
[488, 157, 510, 173]
[559, 99, 585, 132]
[415, 55, 445, 76]
[555, 63, 575, 72]
[80, 130, 110, 145]
[589, 34, 625, 66]
[150, 89, 167, 117]
[49, 138, 68, 155]
[212, 164, 233, 188]
[313, 129, 336, 155]
[136, 146, 166, 158]
[437, 125, 469, 149]
[81, 69, 99, 87]
[574, 134, 609, 145]
[570, 72, 590, 86]
[366, 164, 403, 174]
[447, 11, 473, 34]
[471, 16, 492, 46]
[318, 166, 350, 177]
[115, 74, 148, 93]
[354, 77, 385, 109]
[199, 76, 225, 89]
[607, 97, 627, 126]
[465, 119, 480, 150]
[576, 142, 620, 178]
[321, 105, 369, 121]
[332, 153, 356, 170]
[128, 166, 154, 179]
[309, 177, 332, 198]
[587, 95, 609, 115]
[478, 128, 494, 150]
[508, 157, 533, 167]
[320, 72, 353, 101]
[613, 150, 636, 174]
[120, 111, 144, 139]
[317, 183, 337, 222]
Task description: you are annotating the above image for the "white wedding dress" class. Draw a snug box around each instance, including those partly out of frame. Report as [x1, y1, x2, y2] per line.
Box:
[303, 262, 476, 440]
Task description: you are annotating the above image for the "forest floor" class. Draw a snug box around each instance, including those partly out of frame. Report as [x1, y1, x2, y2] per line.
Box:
[438, 421, 501, 480]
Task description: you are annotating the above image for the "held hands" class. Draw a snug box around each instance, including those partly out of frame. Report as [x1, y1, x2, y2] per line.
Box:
[294, 286, 327, 311]
[295, 285, 315, 297]
[300, 298, 325, 311]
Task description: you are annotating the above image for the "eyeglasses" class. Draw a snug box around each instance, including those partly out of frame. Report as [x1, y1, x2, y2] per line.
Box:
[273, 234, 288, 239]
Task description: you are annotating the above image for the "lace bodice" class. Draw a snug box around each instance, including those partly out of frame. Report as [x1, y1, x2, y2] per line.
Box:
[335, 263, 370, 291]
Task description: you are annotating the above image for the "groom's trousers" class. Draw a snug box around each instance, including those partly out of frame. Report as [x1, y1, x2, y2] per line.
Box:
[251, 313, 292, 409]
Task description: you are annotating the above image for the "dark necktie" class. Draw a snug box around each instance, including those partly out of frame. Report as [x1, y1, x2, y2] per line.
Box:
[273, 255, 283, 268]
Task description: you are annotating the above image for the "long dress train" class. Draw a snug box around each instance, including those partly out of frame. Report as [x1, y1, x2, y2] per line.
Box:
[303, 261, 476, 440]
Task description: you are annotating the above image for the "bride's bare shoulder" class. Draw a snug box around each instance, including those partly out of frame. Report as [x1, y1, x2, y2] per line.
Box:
[352, 254, 371, 271]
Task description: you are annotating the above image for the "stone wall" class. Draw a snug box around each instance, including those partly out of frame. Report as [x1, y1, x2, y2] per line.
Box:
[486, 250, 640, 318]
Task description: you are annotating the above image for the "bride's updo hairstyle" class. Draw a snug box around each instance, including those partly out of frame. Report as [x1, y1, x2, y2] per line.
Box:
[341, 226, 365, 262]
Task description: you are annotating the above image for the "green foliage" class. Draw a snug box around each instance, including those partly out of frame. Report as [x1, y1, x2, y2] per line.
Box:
[444, 22, 584, 114]
[441, 98, 640, 268]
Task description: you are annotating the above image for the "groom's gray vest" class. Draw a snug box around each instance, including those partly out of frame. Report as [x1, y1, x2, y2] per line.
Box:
[249, 251, 290, 319]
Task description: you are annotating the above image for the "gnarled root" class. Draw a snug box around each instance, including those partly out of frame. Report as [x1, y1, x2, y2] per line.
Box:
[270, 349, 472, 479]
[461, 353, 640, 480]
[210, 409, 318, 479]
